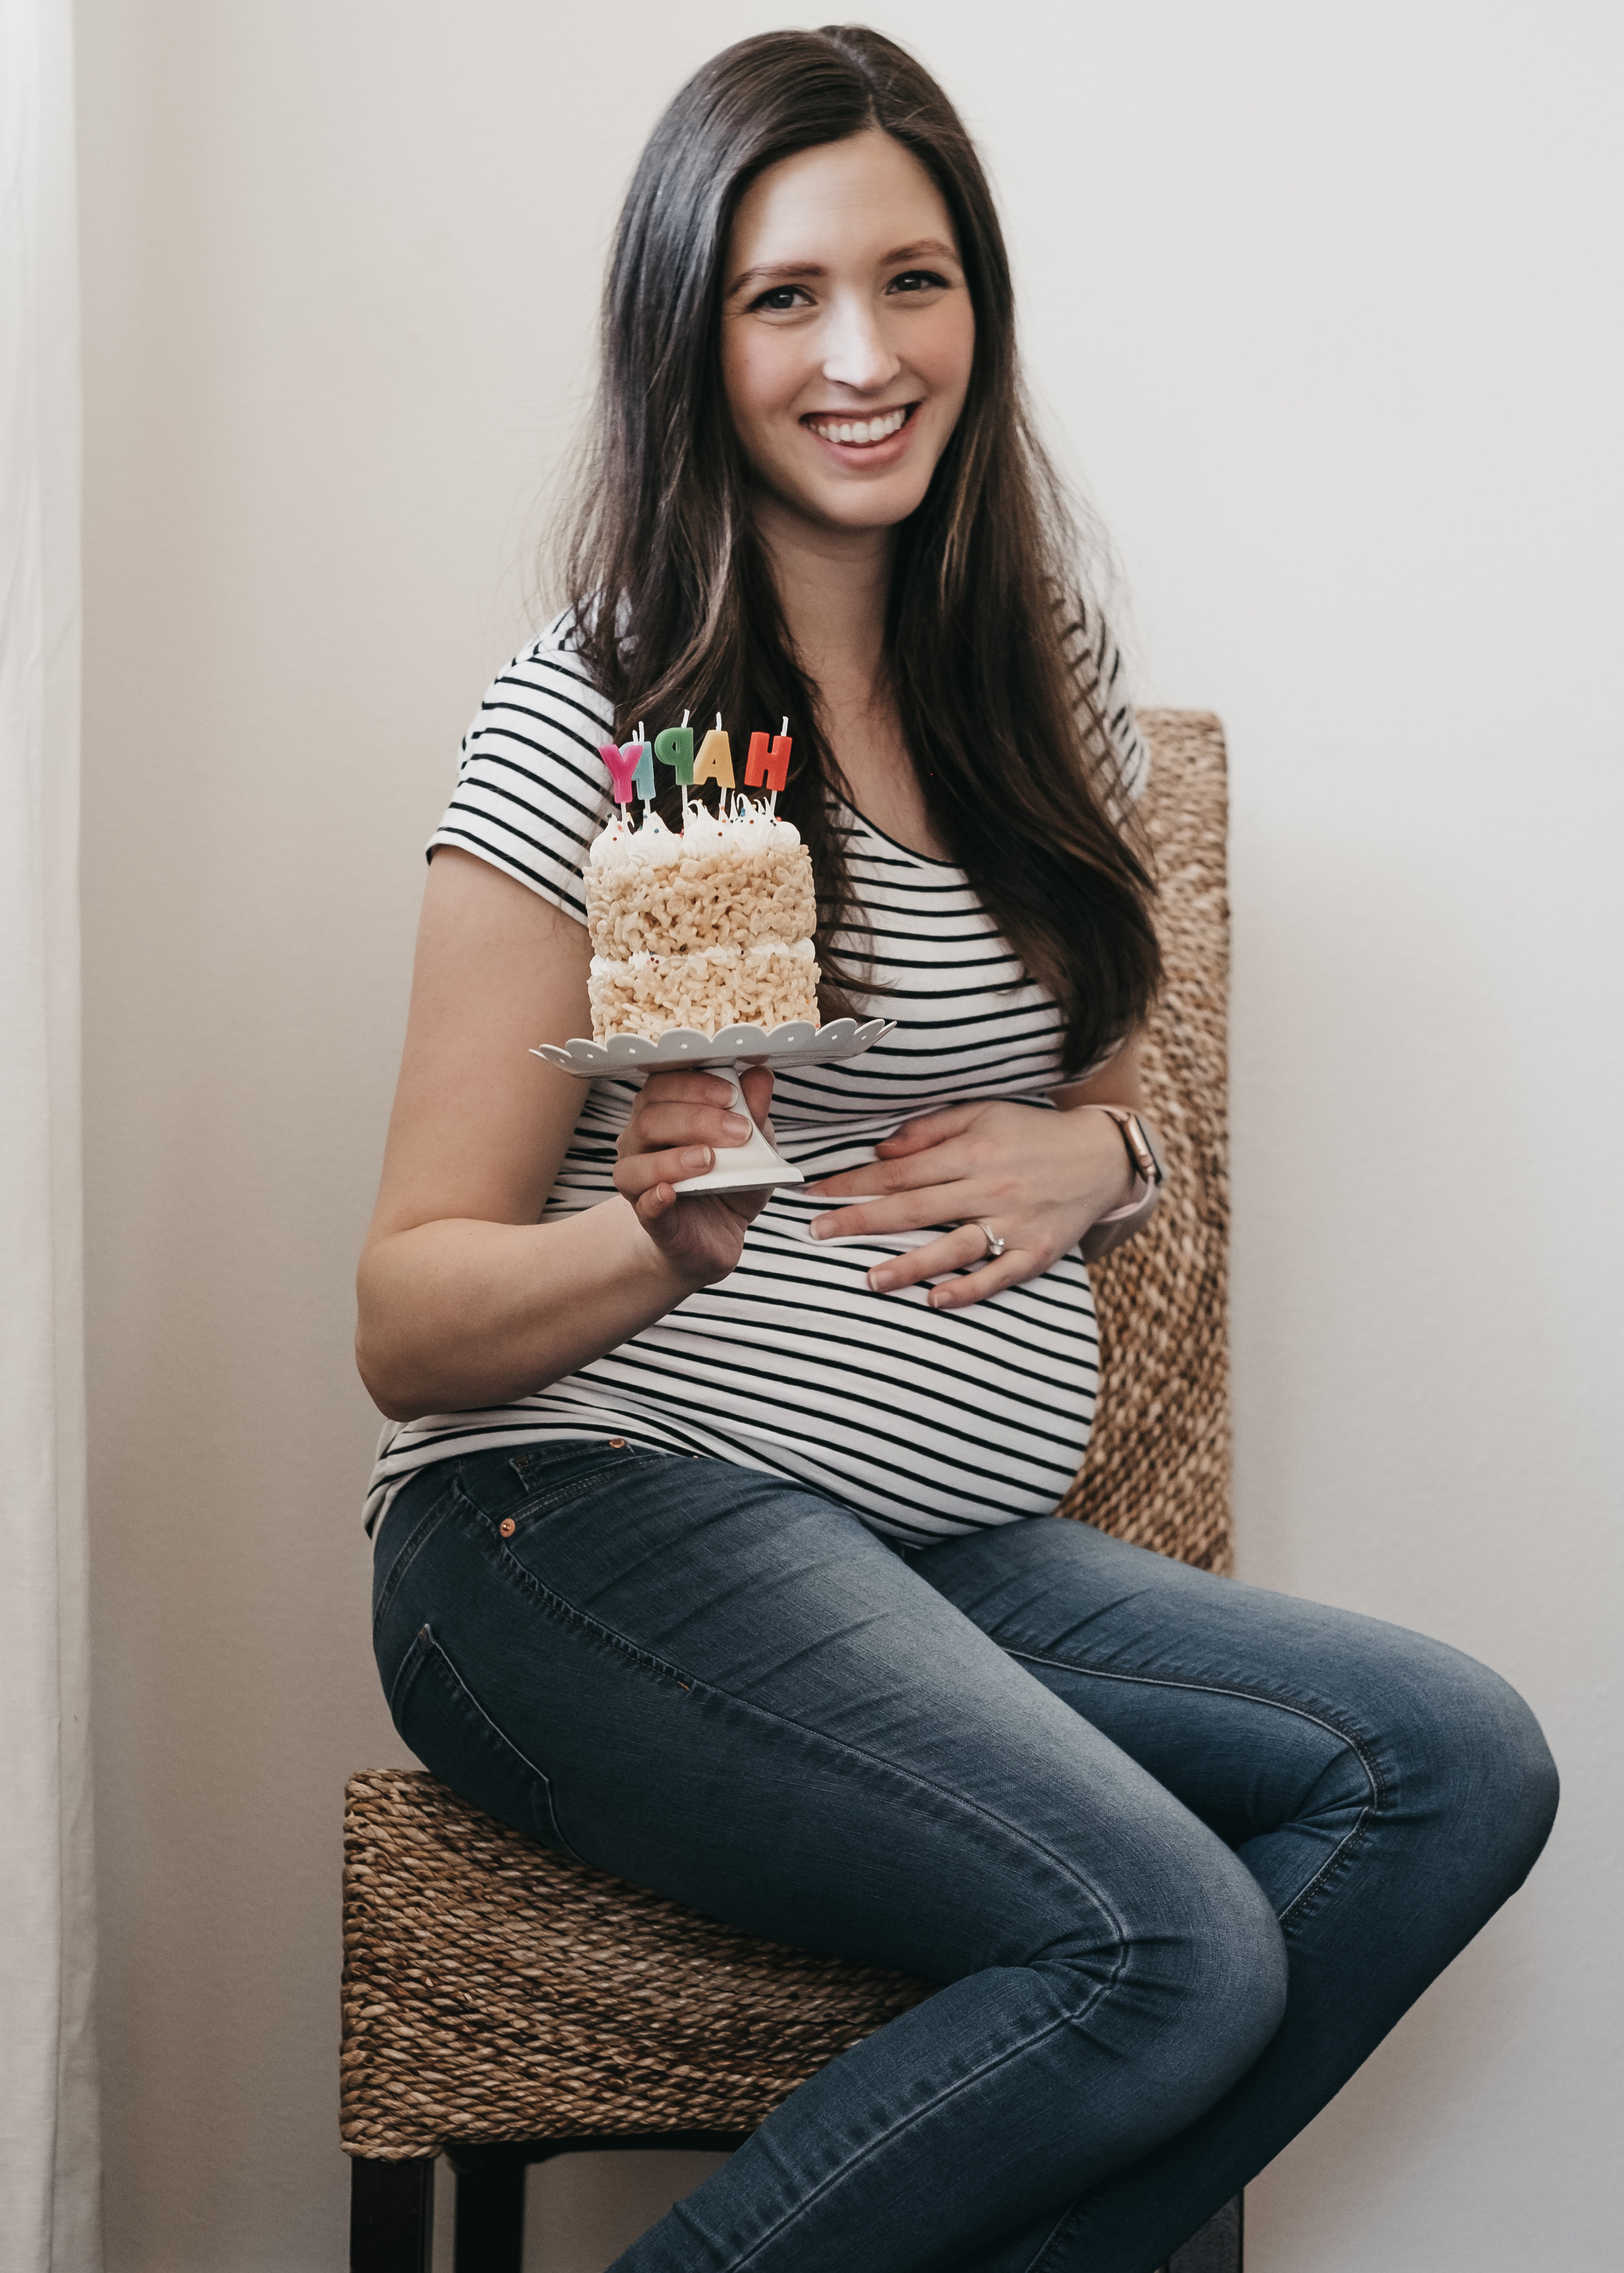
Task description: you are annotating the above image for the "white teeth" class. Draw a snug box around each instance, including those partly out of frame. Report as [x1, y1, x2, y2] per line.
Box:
[810, 406, 908, 445]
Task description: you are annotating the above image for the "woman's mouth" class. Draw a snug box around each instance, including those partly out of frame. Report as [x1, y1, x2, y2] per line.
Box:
[801, 403, 917, 449]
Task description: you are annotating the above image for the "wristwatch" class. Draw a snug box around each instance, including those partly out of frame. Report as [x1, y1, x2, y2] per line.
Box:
[1090, 1106, 1164, 1191]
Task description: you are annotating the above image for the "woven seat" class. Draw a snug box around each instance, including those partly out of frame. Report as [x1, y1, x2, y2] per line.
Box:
[344, 711, 1239, 2273]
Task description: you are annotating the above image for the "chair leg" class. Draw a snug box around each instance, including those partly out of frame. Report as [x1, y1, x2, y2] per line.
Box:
[349, 2155, 436, 2272]
[454, 2157, 526, 2272]
[1167, 2192, 1243, 2272]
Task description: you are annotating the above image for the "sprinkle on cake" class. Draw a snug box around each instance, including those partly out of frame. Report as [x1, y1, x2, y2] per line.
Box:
[583, 798, 820, 1041]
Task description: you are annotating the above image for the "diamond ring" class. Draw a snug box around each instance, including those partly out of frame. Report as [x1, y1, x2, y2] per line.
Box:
[974, 1221, 1006, 1261]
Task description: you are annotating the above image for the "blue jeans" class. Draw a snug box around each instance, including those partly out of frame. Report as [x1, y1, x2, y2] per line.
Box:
[371, 1441, 1556, 2273]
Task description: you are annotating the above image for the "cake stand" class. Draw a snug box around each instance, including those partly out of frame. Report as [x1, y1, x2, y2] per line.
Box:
[531, 1016, 896, 1194]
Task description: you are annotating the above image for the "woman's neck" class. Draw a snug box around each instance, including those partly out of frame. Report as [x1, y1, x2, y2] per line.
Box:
[754, 490, 892, 701]
[753, 491, 949, 859]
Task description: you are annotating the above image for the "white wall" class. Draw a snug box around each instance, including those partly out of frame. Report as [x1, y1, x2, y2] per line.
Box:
[77, 3, 1622, 2268]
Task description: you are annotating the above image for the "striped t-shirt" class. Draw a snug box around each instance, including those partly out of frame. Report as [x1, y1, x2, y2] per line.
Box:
[365, 608, 1148, 1543]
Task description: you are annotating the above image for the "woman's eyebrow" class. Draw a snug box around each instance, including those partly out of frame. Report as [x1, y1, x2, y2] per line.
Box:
[728, 240, 962, 297]
[878, 239, 959, 265]
[728, 260, 827, 295]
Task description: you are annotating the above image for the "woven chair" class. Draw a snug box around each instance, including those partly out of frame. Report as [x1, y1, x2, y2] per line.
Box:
[343, 711, 1238, 2273]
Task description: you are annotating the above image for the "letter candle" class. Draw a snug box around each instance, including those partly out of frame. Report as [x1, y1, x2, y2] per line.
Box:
[653, 715, 695, 784]
[599, 737, 647, 806]
[744, 720, 793, 794]
[631, 720, 655, 803]
[692, 712, 735, 789]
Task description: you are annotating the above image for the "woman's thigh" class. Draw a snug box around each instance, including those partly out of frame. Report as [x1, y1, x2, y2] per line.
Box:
[370, 1443, 1280, 1996]
[911, 1515, 1557, 1933]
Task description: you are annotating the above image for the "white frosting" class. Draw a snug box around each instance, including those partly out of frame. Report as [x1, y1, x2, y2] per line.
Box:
[589, 937, 816, 977]
[587, 796, 803, 871]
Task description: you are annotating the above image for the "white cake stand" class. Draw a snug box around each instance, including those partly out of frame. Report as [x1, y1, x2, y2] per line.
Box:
[531, 1016, 896, 1194]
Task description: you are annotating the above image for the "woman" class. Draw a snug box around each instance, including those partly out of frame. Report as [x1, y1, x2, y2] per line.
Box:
[357, 28, 1555, 2272]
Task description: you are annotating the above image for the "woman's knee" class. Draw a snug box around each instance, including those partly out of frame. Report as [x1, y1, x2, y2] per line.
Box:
[1371, 1625, 1559, 1894]
[1045, 1834, 1288, 2105]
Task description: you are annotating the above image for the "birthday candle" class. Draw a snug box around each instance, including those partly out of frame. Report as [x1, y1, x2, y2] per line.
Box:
[692, 713, 735, 788]
[598, 739, 647, 805]
[653, 724, 695, 784]
[744, 726, 793, 793]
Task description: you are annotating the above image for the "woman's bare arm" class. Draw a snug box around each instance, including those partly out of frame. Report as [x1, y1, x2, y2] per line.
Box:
[1048, 1033, 1149, 1115]
[355, 849, 768, 1421]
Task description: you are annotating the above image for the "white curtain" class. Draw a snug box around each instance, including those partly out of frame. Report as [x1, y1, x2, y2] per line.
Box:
[0, 0, 101, 2264]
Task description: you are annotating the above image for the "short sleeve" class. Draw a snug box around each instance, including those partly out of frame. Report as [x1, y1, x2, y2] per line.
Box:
[1059, 597, 1149, 819]
[425, 608, 616, 924]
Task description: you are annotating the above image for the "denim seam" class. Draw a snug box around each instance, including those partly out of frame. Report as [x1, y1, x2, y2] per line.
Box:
[476, 1512, 696, 1690]
[387, 1623, 432, 1723]
[459, 1453, 671, 1534]
[372, 1480, 461, 1638]
[1003, 1647, 1387, 1928]
[718, 2003, 1115, 2273]
[477, 1525, 1136, 1938]
[400, 1622, 584, 1863]
[1014, 2200, 1079, 2273]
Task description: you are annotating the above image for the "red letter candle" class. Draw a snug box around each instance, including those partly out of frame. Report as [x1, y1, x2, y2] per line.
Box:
[744, 730, 792, 792]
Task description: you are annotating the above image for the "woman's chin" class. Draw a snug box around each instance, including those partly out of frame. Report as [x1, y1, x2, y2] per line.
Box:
[755, 467, 935, 542]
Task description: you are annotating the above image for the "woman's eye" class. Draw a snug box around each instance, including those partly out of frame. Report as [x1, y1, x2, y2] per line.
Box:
[747, 285, 811, 313]
[888, 270, 950, 295]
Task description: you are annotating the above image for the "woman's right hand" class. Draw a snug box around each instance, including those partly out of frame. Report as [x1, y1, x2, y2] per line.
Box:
[614, 1067, 778, 1286]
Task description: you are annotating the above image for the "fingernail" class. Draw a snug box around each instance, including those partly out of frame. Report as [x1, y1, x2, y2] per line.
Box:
[867, 1269, 892, 1292]
[928, 1289, 952, 1309]
[722, 1112, 750, 1136]
[682, 1148, 711, 1171]
[811, 1216, 831, 1239]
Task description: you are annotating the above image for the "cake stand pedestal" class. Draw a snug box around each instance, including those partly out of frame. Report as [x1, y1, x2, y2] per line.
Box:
[531, 1016, 896, 1195]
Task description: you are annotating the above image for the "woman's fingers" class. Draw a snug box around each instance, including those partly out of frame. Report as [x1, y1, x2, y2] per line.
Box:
[859, 1223, 983, 1291]
[739, 1065, 775, 1126]
[809, 1182, 975, 1243]
[863, 1226, 1043, 1307]
[614, 1143, 717, 1204]
[924, 1249, 1039, 1310]
[628, 1101, 754, 1154]
[808, 1143, 983, 1208]
[871, 1103, 979, 1156]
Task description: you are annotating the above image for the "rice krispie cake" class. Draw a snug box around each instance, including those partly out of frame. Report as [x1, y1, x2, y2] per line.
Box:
[583, 801, 820, 1041]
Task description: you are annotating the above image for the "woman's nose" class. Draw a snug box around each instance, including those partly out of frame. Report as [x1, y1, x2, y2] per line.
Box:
[820, 296, 902, 395]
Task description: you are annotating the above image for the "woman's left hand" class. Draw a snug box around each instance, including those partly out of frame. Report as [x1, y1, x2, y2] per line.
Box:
[806, 1099, 1139, 1310]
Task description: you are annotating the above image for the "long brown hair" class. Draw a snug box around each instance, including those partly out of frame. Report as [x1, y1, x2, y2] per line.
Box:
[562, 25, 1161, 1073]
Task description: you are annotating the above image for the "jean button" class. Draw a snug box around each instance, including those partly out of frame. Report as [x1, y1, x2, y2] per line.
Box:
[498, 1517, 516, 1538]
[608, 1437, 627, 1449]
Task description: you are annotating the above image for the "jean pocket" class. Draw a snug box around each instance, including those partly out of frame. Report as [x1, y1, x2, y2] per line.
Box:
[372, 1475, 459, 1638]
[387, 1621, 583, 1863]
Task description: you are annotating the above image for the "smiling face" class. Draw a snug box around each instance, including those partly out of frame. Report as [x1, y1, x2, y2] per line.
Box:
[720, 130, 976, 541]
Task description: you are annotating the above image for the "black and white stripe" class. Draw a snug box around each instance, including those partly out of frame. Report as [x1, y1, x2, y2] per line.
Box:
[366, 607, 1147, 1542]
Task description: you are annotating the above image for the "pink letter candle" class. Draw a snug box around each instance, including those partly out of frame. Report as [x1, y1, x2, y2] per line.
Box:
[599, 740, 647, 805]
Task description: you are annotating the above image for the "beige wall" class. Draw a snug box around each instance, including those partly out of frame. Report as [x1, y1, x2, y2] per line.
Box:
[78, 2, 1622, 2267]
